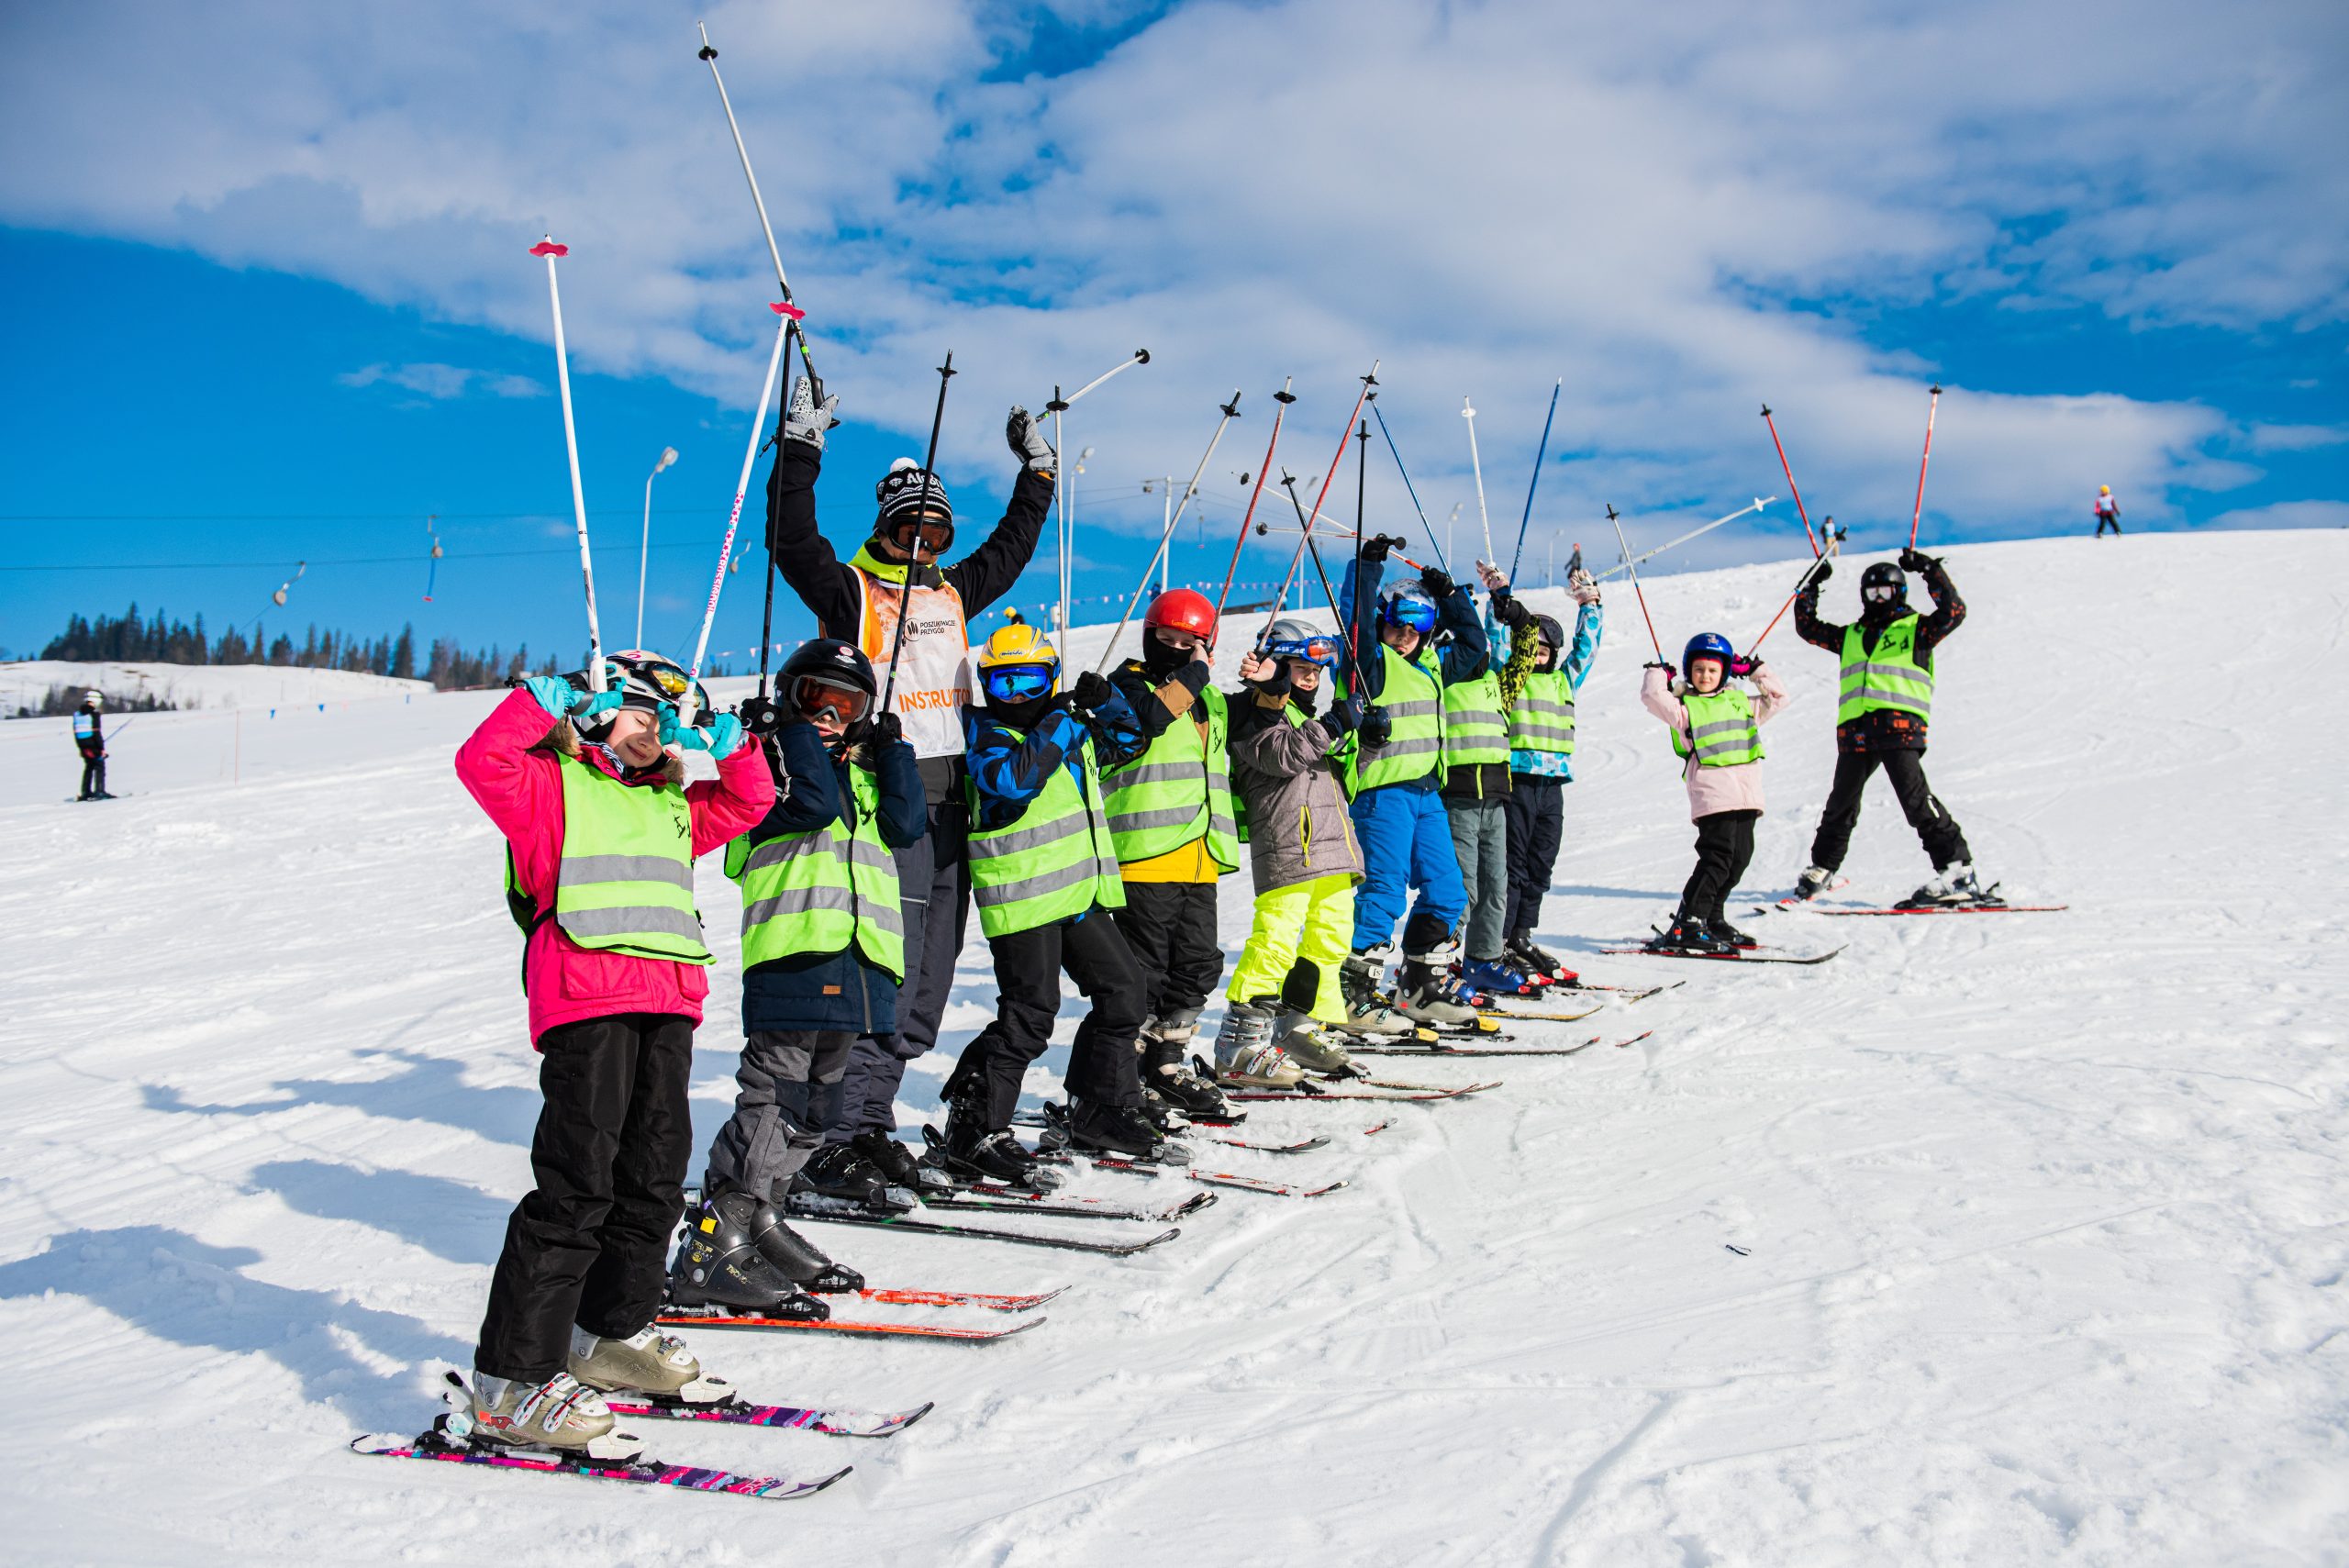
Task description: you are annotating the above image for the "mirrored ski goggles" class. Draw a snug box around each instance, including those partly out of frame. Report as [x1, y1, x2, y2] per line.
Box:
[887, 514, 954, 555]
[1863, 584, 1903, 603]
[981, 665, 1056, 704]
[789, 674, 872, 726]
[1267, 635, 1341, 669]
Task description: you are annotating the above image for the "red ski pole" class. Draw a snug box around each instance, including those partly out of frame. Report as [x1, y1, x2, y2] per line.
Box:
[1759, 404, 1821, 559]
[1258, 361, 1380, 630]
[1750, 554, 1833, 655]
[1908, 384, 1943, 550]
[1606, 505, 1666, 663]
[1213, 379, 1296, 618]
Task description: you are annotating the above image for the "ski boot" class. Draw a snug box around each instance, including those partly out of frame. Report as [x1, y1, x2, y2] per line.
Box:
[668, 1190, 833, 1318]
[1271, 1006, 1363, 1079]
[1138, 1008, 1232, 1118]
[1899, 863, 1995, 908]
[938, 1095, 1057, 1188]
[1340, 952, 1418, 1037]
[730, 1185, 863, 1294]
[1212, 1000, 1303, 1087]
[1707, 916, 1760, 951]
[1791, 865, 1837, 902]
[852, 1128, 954, 1198]
[1066, 1098, 1176, 1161]
[1646, 914, 1731, 954]
[1461, 955, 1542, 998]
[1507, 931, 1578, 987]
[466, 1370, 618, 1453]
[568, 1323, 729, 1403]
[793, 1140, 900, 1211]
[1396, 952, 1480, 1027]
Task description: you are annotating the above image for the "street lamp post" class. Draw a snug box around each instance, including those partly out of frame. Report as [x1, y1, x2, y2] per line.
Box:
[638, 446, 678, 649]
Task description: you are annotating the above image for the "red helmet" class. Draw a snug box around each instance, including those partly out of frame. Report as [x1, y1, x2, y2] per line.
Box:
[1143, 587, 1218, 644]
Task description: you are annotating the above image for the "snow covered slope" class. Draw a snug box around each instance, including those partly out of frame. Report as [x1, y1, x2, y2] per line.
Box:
[0, 530, 2342, 1566]
[0, 659, 434, 715]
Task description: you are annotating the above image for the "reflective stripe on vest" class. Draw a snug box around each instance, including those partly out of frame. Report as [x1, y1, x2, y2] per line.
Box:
[846, 545, 973, 760]
[968, 737, 1127, 938]
[1441, 670, 1509, 768]
[1347, 645, 1445, 791]
[1509, 669, 1578, 754]
[1837, 615, 1935, 724]
[1102, 685, 1239, 871]
[722, 764, 905, 980]
[1670, 687, 1764, 768]
[546, 753, 712, 963]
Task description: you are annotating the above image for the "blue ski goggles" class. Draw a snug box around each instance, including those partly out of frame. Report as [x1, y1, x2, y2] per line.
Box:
[981, 665, 1056, 704]
[1266, 634, 1341, 670]
[1381, 597, 1439, 635]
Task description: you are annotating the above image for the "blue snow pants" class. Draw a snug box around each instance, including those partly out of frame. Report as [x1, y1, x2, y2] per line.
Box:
[1348, 781, 1466, 952]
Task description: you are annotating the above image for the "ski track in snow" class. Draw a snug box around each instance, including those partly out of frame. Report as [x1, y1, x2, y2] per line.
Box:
[1, 532, 2343, 1565]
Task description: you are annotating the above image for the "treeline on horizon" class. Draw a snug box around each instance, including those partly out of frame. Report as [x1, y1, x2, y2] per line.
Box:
[32, 604, 564, 691]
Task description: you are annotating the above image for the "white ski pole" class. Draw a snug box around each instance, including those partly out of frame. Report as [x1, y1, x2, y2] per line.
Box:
[531, 237, 606, 689]
[1043, 349, 1150, 639]
[678, 304, 796, 724]
[1594, 497, 1777, 581]
[1463, 395, 1495, 568]
[1095, 389, 1242, 673]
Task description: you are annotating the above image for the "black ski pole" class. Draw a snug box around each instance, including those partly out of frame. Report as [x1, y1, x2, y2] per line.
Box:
[1282, 473, 1368, 694]
[1353, 408, 1369, 670]
[879, 352, 956, 711]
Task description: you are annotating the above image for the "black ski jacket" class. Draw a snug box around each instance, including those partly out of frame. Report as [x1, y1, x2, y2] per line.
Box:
[1796, 558, 1966, 754]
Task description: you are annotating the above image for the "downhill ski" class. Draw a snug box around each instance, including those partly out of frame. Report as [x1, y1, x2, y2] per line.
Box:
[1225, 1080, 1500, 1104]
[428, 1369, 927, 1440]
[354, 1420, 848, 1501]
[1598, 944, 1844, 966]
[930, 1185, 1215, 1223]
[1350, 1031, 1651, 1058]
[793, 1211, 1182, 1256]
[1209, 1134, 1330, 1155]
[656, 1307, 1045, 1343]
[858, 1285, 1063, 1313]
[1186, 1171, 1347, 1199]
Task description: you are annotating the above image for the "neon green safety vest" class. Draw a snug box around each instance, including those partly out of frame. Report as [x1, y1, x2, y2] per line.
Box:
[723, 762, 904, 981]
[1441, 669, 1509, 769]
[1510, 669, 1577, 756]
[1346, 644, 1445, 792]
[1102, 683, 1238, 871]
[506, 752, 712, 964]
[1838, 615, 1935, 725]
[1671, 687, 1764, 768]
[968, 733, 1127, 938]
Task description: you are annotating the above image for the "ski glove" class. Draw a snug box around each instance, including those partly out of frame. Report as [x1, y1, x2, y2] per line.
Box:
[1493, 590, 1531, 628]
[1569, 568, 1601, 606]
[866, 710, 904, 748]
[1007, 406, 1057, 474]
[1360, 706, 1393, 747]
[523, 674, 621, 723]
[1069, 671, 1115, 713]
[1326, 695, 1364, 736]
[1728, 656, 1763, 679]
[1804, 558, 1832, 590]
[1898, 548, 1939, 573]
[1359, 535, 1394, 564]
[783, 374, 841, 453]
[660, 709, 747, 760]
[1419, 566, 1455, 599]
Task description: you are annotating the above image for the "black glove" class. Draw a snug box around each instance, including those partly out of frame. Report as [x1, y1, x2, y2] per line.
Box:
[1803, 558, 1832, 592]
[736, 694, 785, 738]
[1252, 660, 1294, 697]
[1361, 706, 1393, 748]
[1898, 548, 1937, 573]
[1419, 566, 1454, 599]
[1359, 535, 1394, 564]
[1070, 671, 1114, 713]
[1643, 660, 1674, 672]
[1494, 591, 1531, 628]
[1325, 695, 1364, 736]
[868, 710, 904, 748]
[1173, 658, 1213, 695]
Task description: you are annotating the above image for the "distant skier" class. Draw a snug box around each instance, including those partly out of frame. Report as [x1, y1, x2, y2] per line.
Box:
[2095, 486, 2121, 538]
[1789, 552, 1987, 906]
[762, 373, 1055, 1203]
[1640, 633, 1790, 951]
[72, 691, 113, 800]
[671, 639, 926, 1321]
[453, 652, 771, 1452]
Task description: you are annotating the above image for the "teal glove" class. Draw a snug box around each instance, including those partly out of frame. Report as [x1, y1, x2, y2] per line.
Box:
[702, 713, 746, 760]
[659, 708, 746, 760]
[523, 674, 621, 721]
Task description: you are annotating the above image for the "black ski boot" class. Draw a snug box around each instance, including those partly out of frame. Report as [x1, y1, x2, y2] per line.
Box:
[852, 1128, 952, 1196]
[1138, 1008, 1231, 1118]
[1707, 916, 1760, 951]
[667, 1190, 830, 1320]
[792, 1141, 904, 1213]
[1067, 1099, 1179, 1161]
[725, 1187, 863, 1294]
[1647, 914, 1731, 954]
[938, 1097, 1055, 1187]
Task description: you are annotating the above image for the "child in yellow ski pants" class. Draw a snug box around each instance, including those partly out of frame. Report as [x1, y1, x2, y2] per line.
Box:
[1226, 872, 1354, 1025]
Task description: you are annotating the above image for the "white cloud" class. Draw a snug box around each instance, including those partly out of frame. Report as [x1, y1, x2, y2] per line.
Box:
[2200, 500, 2349, 531]
[338, 361, 546, 399]
[2243, 423, 2349, 453]
[2, 0, 2340, 550]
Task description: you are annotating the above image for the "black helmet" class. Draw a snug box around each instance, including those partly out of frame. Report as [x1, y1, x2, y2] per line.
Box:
[1532, 614, 1565, 672]
[1860, 561, 1909, 609]
[775, 638, 877, 733]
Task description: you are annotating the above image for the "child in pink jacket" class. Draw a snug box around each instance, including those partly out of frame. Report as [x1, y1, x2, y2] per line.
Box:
[451, 653, 772, 1453]
[1640, 632, 1789, 953]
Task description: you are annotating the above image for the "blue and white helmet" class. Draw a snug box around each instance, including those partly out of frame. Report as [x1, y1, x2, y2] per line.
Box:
[1681, 631, 1735, 680]
[1378, 585, 1439, 636]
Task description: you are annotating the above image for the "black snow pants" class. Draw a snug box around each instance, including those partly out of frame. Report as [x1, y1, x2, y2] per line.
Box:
[1108, 880, 1225, 1022]
[1808, 749, 1972, 873]
[833, 795, 969, 1140]
[1502, 775, 1564, 939]
[476, 1013, 694, 1383]
[944, 906, 1146, 1129]
[1679, 809, 1759, 924]
[78, 748, 106, 799]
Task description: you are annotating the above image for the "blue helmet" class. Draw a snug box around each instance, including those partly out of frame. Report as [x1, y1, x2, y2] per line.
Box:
[1379, 586, 1439, 637]
[1682, 631, 1735, 680]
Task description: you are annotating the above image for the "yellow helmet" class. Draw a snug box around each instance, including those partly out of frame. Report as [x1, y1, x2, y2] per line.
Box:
[976, 623, 1060, 703]
[2099, 484, 2110, 494]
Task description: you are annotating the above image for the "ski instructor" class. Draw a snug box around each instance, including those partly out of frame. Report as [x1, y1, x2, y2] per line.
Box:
[1788, 549, 1986, 906]
[762, 373, 1056, 1200]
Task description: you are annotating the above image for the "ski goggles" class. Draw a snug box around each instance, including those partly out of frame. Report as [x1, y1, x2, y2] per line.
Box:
[981, 665, 1056, 704]
[789, 674, 872, 727]
[1863, 583, 1904, 603]
[886, 513, 954, 557]
[1266, 634, 1341, 669]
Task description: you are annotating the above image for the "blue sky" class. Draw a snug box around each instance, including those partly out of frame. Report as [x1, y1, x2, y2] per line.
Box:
[3, 1, 2343, 668]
